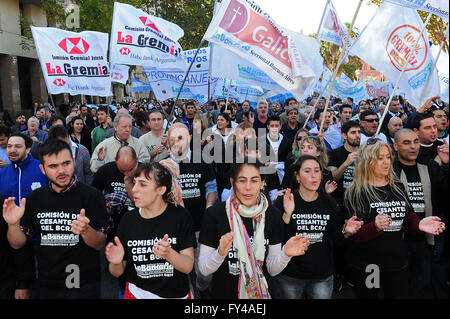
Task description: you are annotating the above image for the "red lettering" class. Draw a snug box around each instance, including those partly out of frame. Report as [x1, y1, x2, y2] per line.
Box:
[118, 32, 133, 43]
[45, 63, 62, 75]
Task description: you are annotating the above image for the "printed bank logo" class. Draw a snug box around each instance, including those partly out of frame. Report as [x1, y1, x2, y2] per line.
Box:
[386, 25, 428, 72]
[219, 0, 249, 34]
[58, 37, 90, 54]
[139, 16, 160, 32]
[219, 0, 291, 68]
[111, 72, 124, 80]
[366, 83, 376, 97]
[53, 79, 66, 86]
[120, 47, 131, 55]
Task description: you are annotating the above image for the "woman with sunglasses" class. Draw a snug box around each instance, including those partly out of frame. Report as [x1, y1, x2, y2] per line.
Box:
[344, 139, 445, 299]
[271, 155, 363, 298]
[106, 162, 195, 299]
[198, 158, 310, 299]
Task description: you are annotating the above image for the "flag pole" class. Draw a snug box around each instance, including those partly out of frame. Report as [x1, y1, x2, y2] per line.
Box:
[302, 72, 332, 129]
[164, 38, 205, 133]
[319, 0, 364, 134]
[417, 22, 448, 108]
[375, 12, 432, 136]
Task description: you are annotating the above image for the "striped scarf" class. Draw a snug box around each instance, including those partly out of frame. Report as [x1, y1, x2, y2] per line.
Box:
[226, 193, 270, 299]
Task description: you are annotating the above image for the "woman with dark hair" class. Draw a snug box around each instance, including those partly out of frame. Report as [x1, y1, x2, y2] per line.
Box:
[272, 155, 362, 299]
[344, 139, 445, 299]
[198, 158, 310, 299]
[69, 115, 92, 154]
[106, 162, 195, 299]
[213, 112, 234, 145]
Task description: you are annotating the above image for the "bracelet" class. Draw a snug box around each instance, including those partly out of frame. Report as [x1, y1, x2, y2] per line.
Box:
[342, 224, 352, 238]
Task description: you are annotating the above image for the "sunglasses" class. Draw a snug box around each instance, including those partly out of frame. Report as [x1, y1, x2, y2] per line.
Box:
[362, 118, 379, 123]
[366, 137, 382, 145]
[296, 136, 304, 141]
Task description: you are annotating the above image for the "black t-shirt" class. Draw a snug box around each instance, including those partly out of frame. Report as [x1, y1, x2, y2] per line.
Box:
[116, 205, 195, 298]
[179, 160, 216, 231]
[21, 182, 107, 289]
[345, 184, 414, 271]
[417, 140, 443, 164]
[328, 146, 355, 203]
[198, 201, 283, 299]
[273, 192, 344, 279]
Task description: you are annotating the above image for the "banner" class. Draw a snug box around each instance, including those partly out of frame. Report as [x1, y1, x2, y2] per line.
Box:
[110, 64, 129, 84]
[143, 47, 218, 104]
[204, 0, 323, 101]
[132, 78, 152, 92]
[383, 0, 448, 21]
[333, 76, 368, 103]
[213, 78, 264, 104]
[349, 1, 440, 107]
[366, 79, 390, 98]
[431, 45, 449, 102]
[31, 26, 111, 96]
[110, 2, 187, 69]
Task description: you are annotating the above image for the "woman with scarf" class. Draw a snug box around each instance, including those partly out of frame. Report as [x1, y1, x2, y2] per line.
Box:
[198, 158, 310, 299]
[106, 162, 194, 299]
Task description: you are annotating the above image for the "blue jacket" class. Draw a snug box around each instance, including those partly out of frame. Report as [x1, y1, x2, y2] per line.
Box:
[0, 155, 48, 205]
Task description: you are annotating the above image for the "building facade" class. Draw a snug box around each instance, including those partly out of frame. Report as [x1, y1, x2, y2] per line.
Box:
[0, 0, 49, 117]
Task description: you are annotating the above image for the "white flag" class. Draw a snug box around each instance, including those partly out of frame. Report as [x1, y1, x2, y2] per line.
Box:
[317, 0, 352, 48]
[203, 0, 323, 101]
[431, 45, 449, 103]
[110, 64, 129, 85]
[382, 0, 448, 21]
[31, 26, 112, 96]
[110, 2, 187, 70]
[350, 1, 440, 107]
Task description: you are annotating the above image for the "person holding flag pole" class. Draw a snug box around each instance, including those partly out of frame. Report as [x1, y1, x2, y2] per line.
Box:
[375, 12, 433, 137]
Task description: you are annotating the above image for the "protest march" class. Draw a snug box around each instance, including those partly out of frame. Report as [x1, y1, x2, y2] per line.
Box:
[0, 0, 449, 302]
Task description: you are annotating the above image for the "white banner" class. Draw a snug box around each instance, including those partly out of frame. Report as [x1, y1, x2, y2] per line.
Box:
[383, 0, 448, 21]
[214, 78, 265, 104]
[431, 45, 449, 102]
[366, 79, 390, 98]
[31, 26, 111, 96]
[143, 47, 218, 104]
[332, 75, 368, 103]
[350, 1, 440, 107]
[204, 0, 323, 101]
[110, 64, 129, 84]
[110, 2, 187, 70]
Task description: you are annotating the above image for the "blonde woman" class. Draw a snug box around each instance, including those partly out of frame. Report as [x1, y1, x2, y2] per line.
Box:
[344, 138, 445, 299]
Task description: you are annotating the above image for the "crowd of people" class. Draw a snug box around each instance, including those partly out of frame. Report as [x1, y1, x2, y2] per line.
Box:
[0, 93, 448, 300]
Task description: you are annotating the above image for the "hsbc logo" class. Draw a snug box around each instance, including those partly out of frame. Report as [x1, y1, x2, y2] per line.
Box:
[139, 17, 160, 32]
[58, 37, 90, 54]
[111, 72, 124, 80]
[53, 79, 66, 86]
[120, 47, 131, 55]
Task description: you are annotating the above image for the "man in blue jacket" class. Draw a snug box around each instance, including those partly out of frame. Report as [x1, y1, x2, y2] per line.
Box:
[0, 133, 48, 205]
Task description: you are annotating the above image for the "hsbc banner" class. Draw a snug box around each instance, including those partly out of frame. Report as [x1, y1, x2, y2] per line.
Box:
[110, 64, 130, 84]
[143, 47, 218, 104]
[204, 0, 323, 101]
[110, 2, 187, 70]
[366, 79, 390, 98]
[31, 26, 111, 96]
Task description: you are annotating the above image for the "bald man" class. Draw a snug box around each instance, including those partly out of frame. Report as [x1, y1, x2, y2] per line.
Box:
[387, 116, 403, 146]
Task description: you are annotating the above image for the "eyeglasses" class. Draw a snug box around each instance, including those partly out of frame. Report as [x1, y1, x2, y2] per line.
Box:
[362, 118, 379, 123]
[366, 137, 382, 145]
[296, 136, 304, 141]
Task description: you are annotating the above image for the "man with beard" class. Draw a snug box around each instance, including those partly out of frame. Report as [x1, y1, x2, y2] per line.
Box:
[0, 133, 48, 205]
[167, 122, 216, 298]
[11, 114, 27, 134]
[3, 139, 107, 298]
[358, 110, 388, 145]
[393, 129, 448, 298]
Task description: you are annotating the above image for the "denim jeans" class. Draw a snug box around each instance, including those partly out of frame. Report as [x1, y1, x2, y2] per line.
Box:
[271, 273, 334, 299]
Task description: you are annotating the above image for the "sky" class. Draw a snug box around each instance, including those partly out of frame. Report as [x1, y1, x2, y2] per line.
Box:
[255, 0, 379, 36]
